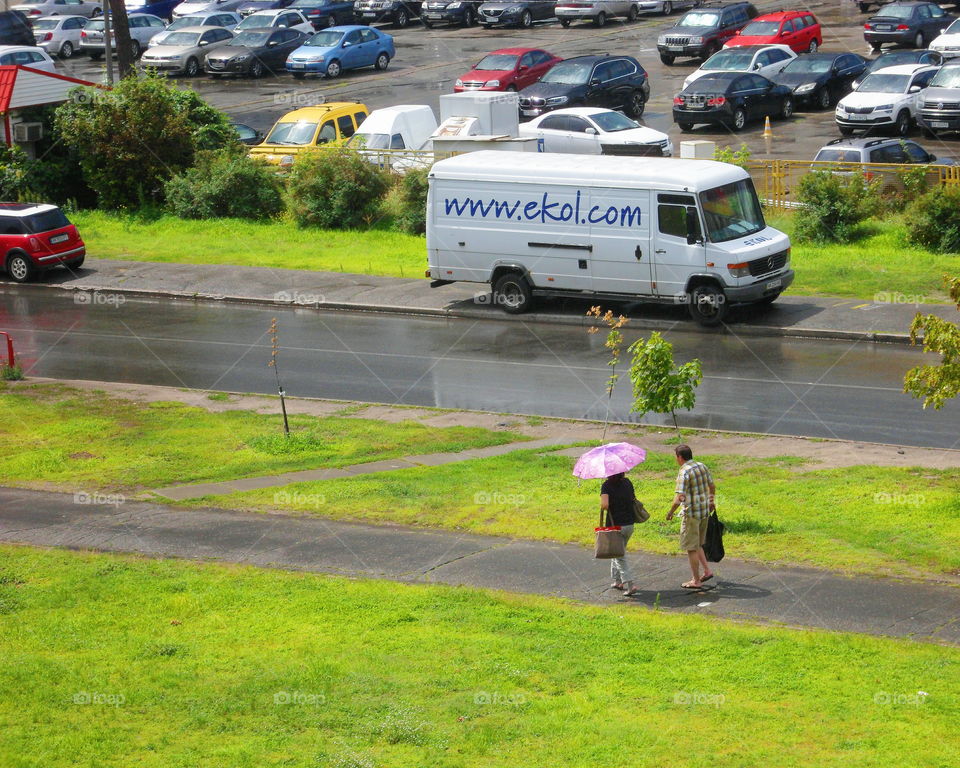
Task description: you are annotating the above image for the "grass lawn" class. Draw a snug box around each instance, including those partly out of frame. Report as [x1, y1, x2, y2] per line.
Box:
[0, 545, 956, 768]
[0, 382, 521, 492]
[71, 211, 426, 279]
[72, 211, 955, 301]
[190, 449, 960, 579]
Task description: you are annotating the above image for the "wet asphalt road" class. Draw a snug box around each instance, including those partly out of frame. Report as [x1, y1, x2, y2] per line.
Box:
[49, 0, 960, 161]
[4, 291, 959, 448]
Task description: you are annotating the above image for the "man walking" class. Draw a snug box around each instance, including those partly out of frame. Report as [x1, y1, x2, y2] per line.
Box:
[666, 444, 715, 589]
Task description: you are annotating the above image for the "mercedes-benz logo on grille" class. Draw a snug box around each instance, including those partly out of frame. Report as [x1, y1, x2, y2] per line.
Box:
[767, 256, 774, 270]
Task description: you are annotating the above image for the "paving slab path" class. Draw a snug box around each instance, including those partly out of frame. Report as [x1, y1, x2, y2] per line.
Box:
[2, 487, 957, 645]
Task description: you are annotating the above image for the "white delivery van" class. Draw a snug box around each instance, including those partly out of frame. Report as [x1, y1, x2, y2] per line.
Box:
[345, 105, 438, 153]
[426, 151, 793, 326]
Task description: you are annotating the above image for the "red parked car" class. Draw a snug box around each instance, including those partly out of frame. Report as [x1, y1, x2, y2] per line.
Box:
[725, 10, 822, 53]
[454, 47, 561, 92]
[0, 203, 85, 283]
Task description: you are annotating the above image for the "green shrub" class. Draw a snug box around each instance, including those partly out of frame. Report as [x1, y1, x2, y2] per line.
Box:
[284, 148, 389, 229]
[164, 149, 283, 220]
[793, 170, 880, 244]
[394, 166, 430, 235]
[0, 145, 32, 201]
[713, 143, 751, 170]
[905, 185, 960, 254]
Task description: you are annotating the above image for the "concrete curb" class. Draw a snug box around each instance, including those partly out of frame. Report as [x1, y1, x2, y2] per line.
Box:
[24, 282, 916, 345]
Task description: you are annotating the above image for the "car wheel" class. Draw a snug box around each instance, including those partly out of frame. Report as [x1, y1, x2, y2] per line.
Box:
[678, 122, 693, 131]
[130, 39, 141, 58]
[780, 97, 793, 120]
[6, 253, 32, 284]
[560, 18, 571, 27]
[59, 40, 74, 58]
[326, 59, 341, 78]
[67, 255, 85, 270]
[817, 87, 831, 110]
[92, 7, 102, 16]
[292, 71, 305, 79]
[688, 283, 727, 327]
[184, 57, 199, 77]
[394, 7, 409, 27]
[627, 4, 638, 21]
[895, 109, 911, 136]
[375, 51, 389, 70]
[595, 11, 606, 27]
[914, 31, 924, 48]
[807, 38, 818, 53]
[422, 18, 432, 27]
[493, 273, 533, 314]
[838, 125, 855, 136]
[464, 6, 476, 25]
[89, 51, 102, 60]
[626, 89, 646, 117]
[506, 84, 517, 91]
[870, 43, 882, 53]
[251, 59, 264, 77]
[662, 0, 672, 15]
[521, 9, 532, 27]
[858, 1, 869, 11]
[731, 107, 747, 131]
[703, 41, 720, 60]
[482, 23, 492, 29]
[660, 53, 674, 65]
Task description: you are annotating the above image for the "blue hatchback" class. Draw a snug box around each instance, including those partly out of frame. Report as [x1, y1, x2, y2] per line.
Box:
[285, 24, 394, 79]
[124, 0, 184, 20]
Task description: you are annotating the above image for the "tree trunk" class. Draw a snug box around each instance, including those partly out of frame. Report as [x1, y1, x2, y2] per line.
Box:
[671, 410, 680, 440]
[107, 0, 135, 79]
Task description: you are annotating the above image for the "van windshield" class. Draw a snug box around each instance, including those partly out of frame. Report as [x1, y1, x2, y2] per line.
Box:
[265, 120, 317, 145]
[930, 66, 960, 88]
[347, 132, 389, 149]
[699, 179, 764, 243]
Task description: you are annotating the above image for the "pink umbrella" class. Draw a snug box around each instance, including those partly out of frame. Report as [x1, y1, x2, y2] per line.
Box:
[573, 442, 647, 480]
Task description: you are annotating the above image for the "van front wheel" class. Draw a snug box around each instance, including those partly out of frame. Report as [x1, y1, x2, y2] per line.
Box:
[688, 283, 727, 327]
[493, 273, 533, 314]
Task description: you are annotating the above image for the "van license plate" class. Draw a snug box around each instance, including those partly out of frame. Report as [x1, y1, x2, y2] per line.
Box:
[930, 120, 949, 127]
[765, 278, 781, 291]
[50, 234, 69, 244]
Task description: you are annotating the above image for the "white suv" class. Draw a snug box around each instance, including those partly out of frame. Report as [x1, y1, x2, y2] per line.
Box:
[556, 0, 638, 27]
[835, 63, 939, 136]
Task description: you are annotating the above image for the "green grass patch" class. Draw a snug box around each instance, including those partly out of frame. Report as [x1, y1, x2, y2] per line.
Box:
[0, 545, 956, 767]
[72, 210, 426, 279]
[0, 382, 521, 491]
[195, 449, 960, 578]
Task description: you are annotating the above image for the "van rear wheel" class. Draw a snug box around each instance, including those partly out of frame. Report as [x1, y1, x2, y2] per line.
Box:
[688, 283, 727, 326]
[493, 273, 533, 314]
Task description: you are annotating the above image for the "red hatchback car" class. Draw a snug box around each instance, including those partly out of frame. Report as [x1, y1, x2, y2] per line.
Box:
[725, 10, 822, 53]
[454, 47, 561, 92]
[0, 203, 85, 283]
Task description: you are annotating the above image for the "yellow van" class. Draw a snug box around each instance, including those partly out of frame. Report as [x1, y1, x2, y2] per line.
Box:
[248, 102, 369, 167]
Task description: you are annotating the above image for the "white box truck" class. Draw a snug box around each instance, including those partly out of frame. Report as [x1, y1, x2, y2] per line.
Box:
[426, 151, 793, 326]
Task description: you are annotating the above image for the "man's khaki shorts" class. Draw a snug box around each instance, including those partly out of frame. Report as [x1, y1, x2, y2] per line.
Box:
[679, 515, 709, 551]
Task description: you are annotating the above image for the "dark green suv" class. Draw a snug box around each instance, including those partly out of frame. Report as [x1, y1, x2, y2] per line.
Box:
[657, 1, 758, 64]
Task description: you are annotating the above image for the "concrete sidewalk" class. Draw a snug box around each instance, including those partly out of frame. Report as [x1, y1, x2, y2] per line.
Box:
[18, 258, 956, 343]
[2, 487, 957, 644]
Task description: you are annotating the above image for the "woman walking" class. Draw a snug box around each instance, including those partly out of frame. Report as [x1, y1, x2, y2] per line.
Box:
[600, 472, 639, 596]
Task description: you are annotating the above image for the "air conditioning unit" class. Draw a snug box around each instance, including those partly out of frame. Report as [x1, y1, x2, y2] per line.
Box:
[13, 122, 43, 142]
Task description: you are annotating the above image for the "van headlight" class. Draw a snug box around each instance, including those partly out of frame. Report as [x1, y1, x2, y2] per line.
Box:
[545, 96, 569, 105]
[727, 262, 750, 278]
[795, 82, 817, 94]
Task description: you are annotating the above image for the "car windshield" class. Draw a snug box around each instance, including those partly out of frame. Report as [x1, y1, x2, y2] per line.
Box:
[346, 133, 389, 149]
[541, 60, 591, 84]
[160, 31, 202, 46]
[679, 11, 719, 27]
[475, 53, 518, 70]
[231, 30, 271, 45]
[702, 50, 756, 70]
[305, 30, 343, 46]
[857, 73, 909, 92]
[700, 179, 764, 243]
[168, 16, 206, 29]
[265, 120, 317, 144]
[781, 57, 833, 74]
[32, 18, 60, 29]
[814, 149, 863, 162]
[741, 21, 780, 35]
[930, 66, 960, 87]
[589, 111, 638, 132]
[24, 209, 69, 234]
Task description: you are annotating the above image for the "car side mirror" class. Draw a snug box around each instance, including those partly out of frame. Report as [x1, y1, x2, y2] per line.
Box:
[268, 39, 278, 46]
[929, 153, 936, 161]
[518, 65, 527, 71]
[199, 40, 208, 46]
[685, 208, 702, 245]
[909, 84, 921, 92]
[342, 41, 350, 47]
[590, 77, 600, 85]
[752, 62, 760, 70]
[585, 127, 597, 135]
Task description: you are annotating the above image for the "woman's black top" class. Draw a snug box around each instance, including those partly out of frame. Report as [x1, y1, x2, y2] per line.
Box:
[600, 477, 636, 527]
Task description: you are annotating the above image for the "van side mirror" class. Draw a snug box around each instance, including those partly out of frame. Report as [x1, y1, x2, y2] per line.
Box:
[686, 207, 702, 245]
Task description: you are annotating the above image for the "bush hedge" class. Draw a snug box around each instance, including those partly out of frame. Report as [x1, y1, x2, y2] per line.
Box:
[164, 149, 283, 220]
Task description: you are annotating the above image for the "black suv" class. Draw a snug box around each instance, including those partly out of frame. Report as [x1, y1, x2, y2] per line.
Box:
[421, 0, 483, 26]
[0, 10, 34, 47]
[518, 54, 650, 120]
[657, 2, 758, 65]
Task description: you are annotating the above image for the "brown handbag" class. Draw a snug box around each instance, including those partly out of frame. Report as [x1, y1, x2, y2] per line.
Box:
[594, 509, 626, 559]
[633, 499, 650, 523]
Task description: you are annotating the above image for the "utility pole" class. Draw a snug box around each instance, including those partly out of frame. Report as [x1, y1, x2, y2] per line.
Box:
[101, 0, 114, 85]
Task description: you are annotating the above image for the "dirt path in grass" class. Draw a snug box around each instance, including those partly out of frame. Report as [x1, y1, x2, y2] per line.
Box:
[21, 378, 960, 470]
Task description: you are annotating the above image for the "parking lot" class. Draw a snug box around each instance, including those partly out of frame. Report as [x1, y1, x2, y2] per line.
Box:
[50, 0, 960, 160]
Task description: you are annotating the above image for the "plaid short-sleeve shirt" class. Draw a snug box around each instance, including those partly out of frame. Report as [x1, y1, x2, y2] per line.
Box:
[675, 460, 713, 519]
